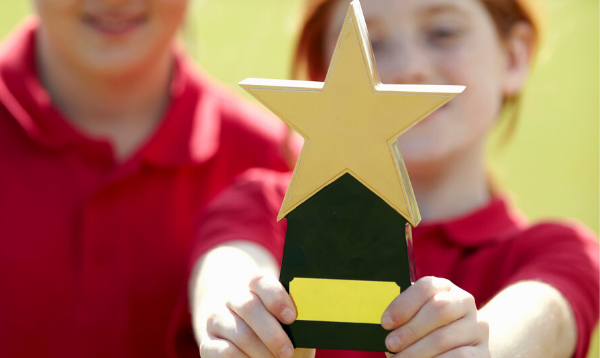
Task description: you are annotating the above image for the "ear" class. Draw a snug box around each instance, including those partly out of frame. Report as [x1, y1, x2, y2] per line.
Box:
[501, 22, 535, 98]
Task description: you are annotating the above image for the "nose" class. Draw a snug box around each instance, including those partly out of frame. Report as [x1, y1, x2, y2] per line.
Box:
[377, 38, 433, 85]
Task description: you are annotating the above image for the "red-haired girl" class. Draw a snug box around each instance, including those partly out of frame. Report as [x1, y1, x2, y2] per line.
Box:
[191, 1, 599, 358]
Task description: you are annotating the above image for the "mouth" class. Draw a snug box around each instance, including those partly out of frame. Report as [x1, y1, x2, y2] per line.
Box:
[82, 12, 148, 36]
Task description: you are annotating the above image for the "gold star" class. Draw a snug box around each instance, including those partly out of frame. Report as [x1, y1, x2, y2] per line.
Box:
[240, 0, 463, 226]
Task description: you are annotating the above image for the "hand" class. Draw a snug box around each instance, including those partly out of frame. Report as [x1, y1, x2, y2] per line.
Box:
[381, 276, 490, 358]
[199, 271, 315, 358]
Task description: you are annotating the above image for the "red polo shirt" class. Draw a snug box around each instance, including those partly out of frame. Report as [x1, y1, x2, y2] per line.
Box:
[191, 169, 600, 358]
[0, 20, 294, 357]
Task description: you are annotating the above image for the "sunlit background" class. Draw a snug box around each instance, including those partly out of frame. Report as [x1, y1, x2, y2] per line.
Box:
[1, 0, 598, 356]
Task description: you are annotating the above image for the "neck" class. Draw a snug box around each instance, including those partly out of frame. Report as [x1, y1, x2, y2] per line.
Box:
[35, 29, 173, 161]
[407, 142, 491, 222]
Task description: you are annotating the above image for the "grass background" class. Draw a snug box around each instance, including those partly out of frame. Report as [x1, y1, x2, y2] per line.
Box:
[1, 1, 598, 356]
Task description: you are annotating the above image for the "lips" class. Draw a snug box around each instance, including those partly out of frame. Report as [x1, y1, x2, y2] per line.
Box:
[82, 12, 147, 36]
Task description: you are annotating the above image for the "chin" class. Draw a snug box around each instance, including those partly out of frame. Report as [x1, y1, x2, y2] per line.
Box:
[80, 50, 150, 76]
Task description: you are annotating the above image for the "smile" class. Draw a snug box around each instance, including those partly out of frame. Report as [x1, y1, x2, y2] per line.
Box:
[82, 12, 148, 36]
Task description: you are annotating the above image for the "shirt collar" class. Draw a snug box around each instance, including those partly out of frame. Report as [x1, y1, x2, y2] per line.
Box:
[0, 17, 220, 168]
[138, 51, 221, 168]
[415, 196, 527, 247]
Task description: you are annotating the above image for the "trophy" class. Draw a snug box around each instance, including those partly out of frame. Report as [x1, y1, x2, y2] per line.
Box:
[240, 0, 463, 351]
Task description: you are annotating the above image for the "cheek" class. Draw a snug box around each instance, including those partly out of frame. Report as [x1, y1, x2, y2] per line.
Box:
[35, 0, 80, 43]
[397, 45, 505, 162]
[154, 0, 188, 35]
[438, 40, 505, 134]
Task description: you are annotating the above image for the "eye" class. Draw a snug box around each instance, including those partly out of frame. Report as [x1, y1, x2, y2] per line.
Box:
[427, 26, 463, 46]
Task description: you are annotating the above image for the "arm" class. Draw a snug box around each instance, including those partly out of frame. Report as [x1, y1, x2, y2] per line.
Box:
[479, 280, 576, 358]
[189, 240, 314, 358]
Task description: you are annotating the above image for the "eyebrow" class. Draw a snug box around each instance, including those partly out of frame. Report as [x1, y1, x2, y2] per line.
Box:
[418, 4, 470, 19]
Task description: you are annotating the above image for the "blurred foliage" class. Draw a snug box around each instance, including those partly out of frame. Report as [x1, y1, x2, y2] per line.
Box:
[0, 0, 597, 357]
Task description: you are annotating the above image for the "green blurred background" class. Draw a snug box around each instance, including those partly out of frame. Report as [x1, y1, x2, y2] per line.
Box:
[1, 0, 598, 356]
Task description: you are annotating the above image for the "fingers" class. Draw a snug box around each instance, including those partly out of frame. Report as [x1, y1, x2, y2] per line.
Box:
[382, 277, 453, 330]
[382, 277, 489, 358]
[388, 311, 488, 358]
[433, 345, 491, 358]
[227, 274, 295, 358]
[205, 308, 277, 358]
[200, 331, 251, 358]
[201, 272, 297, 358]
[385, 286, 475, 352]
[248, 272, 297, 324]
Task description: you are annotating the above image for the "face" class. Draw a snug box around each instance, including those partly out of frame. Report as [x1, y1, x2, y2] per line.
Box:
[33, 0, 188, 75]
[324, 0, 531, 166]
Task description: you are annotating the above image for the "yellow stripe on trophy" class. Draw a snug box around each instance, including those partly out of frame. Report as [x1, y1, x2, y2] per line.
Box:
[289, 278, 400, 324]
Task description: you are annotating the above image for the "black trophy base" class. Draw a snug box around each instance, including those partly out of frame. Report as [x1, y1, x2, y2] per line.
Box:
[280, 173, 412, 352]
[287, 321, 389, 352]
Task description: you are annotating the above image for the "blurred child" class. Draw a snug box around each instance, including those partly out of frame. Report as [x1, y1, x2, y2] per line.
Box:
[0, 1, 294, 357]
[190, 0, 599, 358]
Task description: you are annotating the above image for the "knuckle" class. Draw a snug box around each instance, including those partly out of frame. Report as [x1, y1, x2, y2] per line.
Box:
[418, 276, 451, 297]
[205, 312, 221, 332]
[198, 341, 210, 357]
[234, 322, 255, 347]
[221, 347, 238, 358]
[248, 274, 288, 312]
[264, 331, 289, 353]
[237, 292, 262, 315]
[433, 277, 453, 290]
[418, 276, 436, 291]
[433, 329, 452, 351]
[464, 293, 476, 307]
[478, 319, 490, 339]
[267, 288, 288, 309]
[431, 296, 453, 320]
[248, 272, 267, 289]
[397, 325, 417, 344]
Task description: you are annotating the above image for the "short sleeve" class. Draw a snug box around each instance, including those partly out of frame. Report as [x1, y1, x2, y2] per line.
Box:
[503, 222, 599, 358]
[189, 168, 291, 268]
[166, 169, 291, 358]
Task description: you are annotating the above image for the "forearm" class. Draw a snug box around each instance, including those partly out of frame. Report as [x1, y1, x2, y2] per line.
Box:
[189, 241, 279, 344]
[479, 281, 577, 358]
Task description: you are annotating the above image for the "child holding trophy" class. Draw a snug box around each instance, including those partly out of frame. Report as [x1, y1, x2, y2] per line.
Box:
[191, 0, 599, 358]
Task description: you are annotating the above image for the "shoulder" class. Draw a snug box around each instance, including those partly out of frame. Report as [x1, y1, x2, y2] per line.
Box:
[183, 60, 289, 145]
[502, 218, 599, 292]
[202, 168, 291, 216]
[510, 219, 598, 256]
[192, 168, 291, 264]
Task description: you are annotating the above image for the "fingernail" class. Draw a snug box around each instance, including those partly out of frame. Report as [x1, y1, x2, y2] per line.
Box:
[281, 307, 295, 323]
[386, 335, 402, 352]
[279, 345, 294, 358]
[381, 314, 393, 329]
